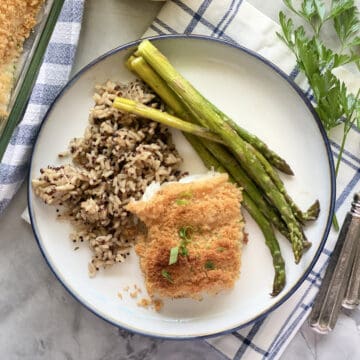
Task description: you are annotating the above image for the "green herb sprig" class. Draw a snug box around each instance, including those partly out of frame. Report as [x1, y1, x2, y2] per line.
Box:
[168, 226, 194, 265]
[161, 269, 174, 283]
[277, 0, 360, 230]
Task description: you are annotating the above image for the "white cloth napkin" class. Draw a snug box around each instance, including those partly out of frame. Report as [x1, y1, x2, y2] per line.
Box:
[143, 1, 360, 359]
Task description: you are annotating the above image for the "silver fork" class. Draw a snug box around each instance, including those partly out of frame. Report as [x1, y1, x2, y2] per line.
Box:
[309, 192, 360, 334]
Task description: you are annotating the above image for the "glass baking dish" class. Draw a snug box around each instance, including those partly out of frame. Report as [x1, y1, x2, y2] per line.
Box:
[0, 0, 64, 161]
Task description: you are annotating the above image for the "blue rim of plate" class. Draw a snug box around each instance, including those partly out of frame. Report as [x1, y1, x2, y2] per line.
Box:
[27, 34, 336, 340]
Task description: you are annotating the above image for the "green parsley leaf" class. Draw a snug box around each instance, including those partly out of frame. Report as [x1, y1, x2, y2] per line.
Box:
[169, 246, 179, 265]
[216, 247, 226, 252]
[328, 0, 354, 19]
[314, 0, 326, 22]
[278, 11, 295, 48]
[283, 0, 297, 14]
[204, 260, 215, 270]
[334, 6, 360, 46]
[299, 0, 315, 19]
[161, 269, 174, 283]
[348, 36, 360, 47]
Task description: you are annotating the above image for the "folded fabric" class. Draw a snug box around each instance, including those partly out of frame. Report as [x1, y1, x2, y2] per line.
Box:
[0, 0, 85, 215]
[143, 1, 360, 359]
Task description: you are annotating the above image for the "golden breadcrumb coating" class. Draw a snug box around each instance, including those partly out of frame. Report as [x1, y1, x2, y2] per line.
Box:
[0, 0, 44, 118]
[126, 174, 245, 299]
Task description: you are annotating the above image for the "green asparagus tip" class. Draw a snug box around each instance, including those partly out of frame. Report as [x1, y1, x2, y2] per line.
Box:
[304, 199, 320, 221]
[300, 229, 312, 251]
[280, 161, 294, 176]
[271, 273, 286, 296]
[271, 283, 285, 297]
[294, 251, 302, 264]
[270, 253, 286, 296]
[293, 235, 304, 264]
[303, 240, 312, 250]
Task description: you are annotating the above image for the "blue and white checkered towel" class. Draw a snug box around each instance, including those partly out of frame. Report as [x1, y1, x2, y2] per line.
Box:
[143, 1, 360, 359]
[0, 0, 84, 214]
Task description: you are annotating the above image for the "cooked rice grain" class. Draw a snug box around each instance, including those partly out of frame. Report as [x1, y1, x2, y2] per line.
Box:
[32, 79, 183, 276]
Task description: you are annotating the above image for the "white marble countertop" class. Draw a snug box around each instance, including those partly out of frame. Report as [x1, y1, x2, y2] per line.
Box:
[1, 1, 359, 359]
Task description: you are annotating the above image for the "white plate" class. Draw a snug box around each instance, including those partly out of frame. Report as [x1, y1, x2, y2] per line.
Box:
[28, 35, 335, 339]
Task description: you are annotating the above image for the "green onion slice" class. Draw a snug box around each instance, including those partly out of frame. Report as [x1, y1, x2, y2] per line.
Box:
[169, 246, 179, 265]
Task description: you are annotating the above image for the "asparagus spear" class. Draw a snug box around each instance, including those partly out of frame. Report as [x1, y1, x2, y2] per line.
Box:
[214, 107, 294, 175]
[137, 40, 293, 175]
[206, 113, 305, 262]
[113, 97, 224, 145]
[187, 136, 286, 296]
[127, 54, 312, 249]
[246, 193, 287, 296]
[254, 146, 320, 223]
[136, 40, 305, 263]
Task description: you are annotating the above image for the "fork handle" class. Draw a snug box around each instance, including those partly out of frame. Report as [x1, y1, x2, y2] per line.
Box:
[342, 238, 360, 309]
[309, 193, 360, 334]
[342, 194, 360, 309]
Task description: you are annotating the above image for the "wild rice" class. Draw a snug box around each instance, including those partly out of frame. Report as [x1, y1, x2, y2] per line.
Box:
[32, 79, 184, 276]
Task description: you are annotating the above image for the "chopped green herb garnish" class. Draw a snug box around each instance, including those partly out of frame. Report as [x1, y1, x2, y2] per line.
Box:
[175, 199, 189, 206]
[179, 227, 188, 240]
[175, 191, 193, 205]
[169, 246, 179, 265]
[179, 191, 193, 199]
[205, 260, 215, 270]
[161, 269, 174, 283]
[179, 226, 193, 241]
[180, 245, 189, 256]
[216, 247, 226, 252]
[178, 226, 193, 258]
[167, 226, 195, 265]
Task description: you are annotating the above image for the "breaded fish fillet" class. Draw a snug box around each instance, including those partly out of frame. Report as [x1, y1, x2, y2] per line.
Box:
[126, 173, 245, 299]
